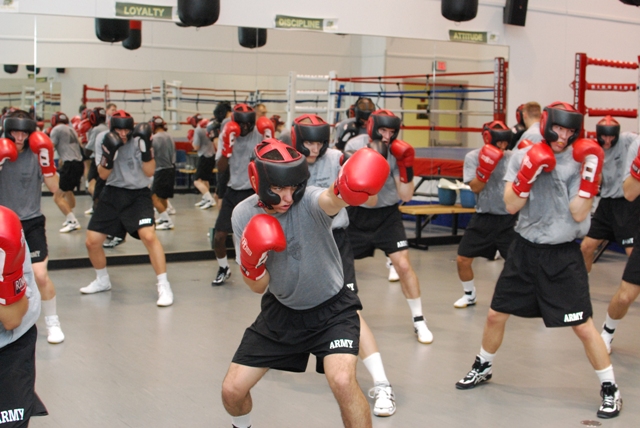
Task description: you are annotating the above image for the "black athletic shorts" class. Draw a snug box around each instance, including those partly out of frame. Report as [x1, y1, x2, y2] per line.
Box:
[333, 228, 358, 293]
[346, 204, 409, 259]
[88, 186, 155, 240]
[152, 168, 175, 199]
[232, 285, 362, 374]
[214, 188, 255, 233]
[457, 213, 517, 260]
[58, 160, 84, 192]
[491, 234, 593, 328]
[93, 177, 106, 201]
[87, 161, 99, 182]
[587, 197, 640, 247]
[194, 155, 216, 183]
[21, 215, 47, 263]
[0, 326, 48, 427]
[622, 237, 640, 285]
[216, 168, 230, 199]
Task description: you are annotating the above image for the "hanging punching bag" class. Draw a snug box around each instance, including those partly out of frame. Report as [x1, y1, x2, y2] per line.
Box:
[95, 18, 130, 43]
[177, 0, 220, 27]
[441, 0, 478, 22]
[238, 28, 267, 49]
[123, 20, 142, 50]
[3, 65, 18, 74]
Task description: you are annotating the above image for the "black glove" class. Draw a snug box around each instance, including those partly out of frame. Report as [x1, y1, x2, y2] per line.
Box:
[133, 122, 153, 162]
[100, 132, 124, 169]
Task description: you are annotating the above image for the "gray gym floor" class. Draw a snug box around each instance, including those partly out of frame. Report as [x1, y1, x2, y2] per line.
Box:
[30, 195, 639, 427]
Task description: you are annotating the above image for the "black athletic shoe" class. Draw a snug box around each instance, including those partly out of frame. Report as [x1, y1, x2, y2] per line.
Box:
[597, 382, 622, 419]
[103, 236, 125, 248]
[212, 266, 231, 286]
[456, 356, 492, 390]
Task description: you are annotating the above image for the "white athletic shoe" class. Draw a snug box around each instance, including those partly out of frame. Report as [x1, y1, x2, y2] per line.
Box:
[84, 207, 94, 215]
[195, 198, 206, 207]
[44, 315, 65, 344]
[369, 383, 396, 417]
[386, 259, 400, 282]
[60, 220, 81, 233]
[156, 220, 175, 230]
[413, 316, 433, 344]
[80, 277, 112, 294]
[200, 199, 215, 210]
[167, 206, 176, 215]
[454, 290, 477, 308]
[157, 282, 174, 307]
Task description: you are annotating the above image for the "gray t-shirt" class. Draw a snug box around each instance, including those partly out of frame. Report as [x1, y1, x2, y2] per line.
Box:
[86, 123, 109, 155]
[516, 122, 543, 146]
[50, 124, 83, 162]
[0, 149, 43, 220]
[278, 129, 292, 146]
[505, 144, 586, 244]
[152, 131, 176, 171]
[106, 137, 153, 189]
[333, 117, 367, 146]
[463, 148, 512, 215]
[232, 188, 343, 310]
[228, 127, 262, 191]
[345, 134, 400, 208]
[308, 148, 349, 229]
[192, 127, 215, 158]
[0, 247, 41, 348]
[93, 130, 108, 167]
[601, 132, 637, 198]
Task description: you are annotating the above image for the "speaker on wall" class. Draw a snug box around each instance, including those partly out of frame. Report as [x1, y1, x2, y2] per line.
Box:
[504, 0, 528, 26]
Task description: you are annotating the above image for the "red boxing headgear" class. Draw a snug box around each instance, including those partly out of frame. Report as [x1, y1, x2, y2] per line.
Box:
[89, 107, 106, 126]
[110, 110, 134, 139]
[539, 101, 583, 145]
[0, 206, 27, 306]
[291, 114, 330, 158]
[515, 104, 525, 127]
[482, 120, 512, 147]
[596, 115, 620, 148]
[187, 114, 202, 128]
[367, 109, 401, 143]
[50, 111, 69, 128]
[149, 115, 167, 132]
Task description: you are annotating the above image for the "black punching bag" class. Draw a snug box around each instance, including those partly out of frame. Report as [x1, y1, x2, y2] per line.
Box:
[96, 18, 130, 43]
[3, 65, 18, 74]
[238, 28, 267, 49]
[177, 0, 220, 27]
[441, 0, 478, 22]
[123, 20, 142, 50]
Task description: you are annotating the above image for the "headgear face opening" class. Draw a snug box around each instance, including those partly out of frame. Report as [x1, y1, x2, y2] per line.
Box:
[248, 139, 309, 209]
[110, 110, 134, 140]
[596, 115, 620, 148]
[3, 110, 36, 143]
[367, 109, 401, 143]
[354, 97, 375, 126]
[482, 120, 512, 147]
[540, 101, 583, 146]
[233, 104, 256, 137]
[149, 116, 167, 133]
[89, 107, 106, 126]
[291, 114, 330, 158]
[50, 111, 69, 128]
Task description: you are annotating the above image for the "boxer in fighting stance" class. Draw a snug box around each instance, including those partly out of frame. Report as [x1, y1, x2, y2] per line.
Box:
[344, 109, 433, 344]
[333, 97, 376, 151]
[292, 114, 396, 417]
[149, 116, 177, 230]
[81, 110, 174, 307]
[454, 121, 517, 308]
[598, 119, 640, 354]
[222, 139, 389, 428]
[455, 102, 622, 419]
[211, 102, 233, 203]
[211, 104, 273, 286]
[191, 113, 217, 210]
[510, 102, 542, 149]
[0, 110, 65, 344]
[0, 206, 48, 425]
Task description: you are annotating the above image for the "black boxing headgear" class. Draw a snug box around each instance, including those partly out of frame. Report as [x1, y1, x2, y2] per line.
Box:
[89, 107, 106, 126]
[515, 104, 525, 127]
[367, 109, 401, 143]
[110, 110, 134, 140]
[596, 115, 620, 148]
[3, 110, 36, 143]
[233, 104, 256, 137]
[539, 101, 583, 146]
[354, 97, 375, 126]
[482, 120, 512, 147]
[291, 114, 330, 158]
[248, 139, 309, 209]
[213, 102, 232, 123]
[149, 115, 167, 133]
[50, 111, 69, 127]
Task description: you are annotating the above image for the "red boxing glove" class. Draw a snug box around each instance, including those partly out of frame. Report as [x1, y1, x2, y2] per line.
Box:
[0, 138, 18, 171]
[240, 214, 287, 281]
[573, 138, 604, 198]
[256, 116, 275, 139]
[476, 144, 503, 183]
[0, 206, 27, 306]
[222, 121, 241, 158]
[77, 118, 92, 136]
[630, 146, 640, 181]
[516, 139, 533, 150]
[187, 128, 194, 143]
[29, 131, 57, 177]
[198, 118, 209, 128]
[334, 147, 390, 205]
[389, 139, 415, 183]
[512, 143, 556, 198]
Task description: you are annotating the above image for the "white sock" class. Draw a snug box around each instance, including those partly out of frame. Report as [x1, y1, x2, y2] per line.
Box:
[66, 213, 77, 223]
[362, 352, 389, 385]
[604, 313, 621, 332]
[218, 257, 229, 269]
[157, 273, 169, 285]
[461, 280, 475, 294]
[231, 413, 252, 428]
[407, 298, 423, 319]
[41, 296, 57, 318]
[204, 192, 213, 202]
[479, 347, 495, 364]
[167, 201, 174, 209]
[596, 365, 615, 385]
[96, 267, 109, 281]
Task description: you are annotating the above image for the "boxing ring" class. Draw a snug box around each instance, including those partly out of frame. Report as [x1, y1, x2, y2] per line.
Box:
[573, 52, 639, 134]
